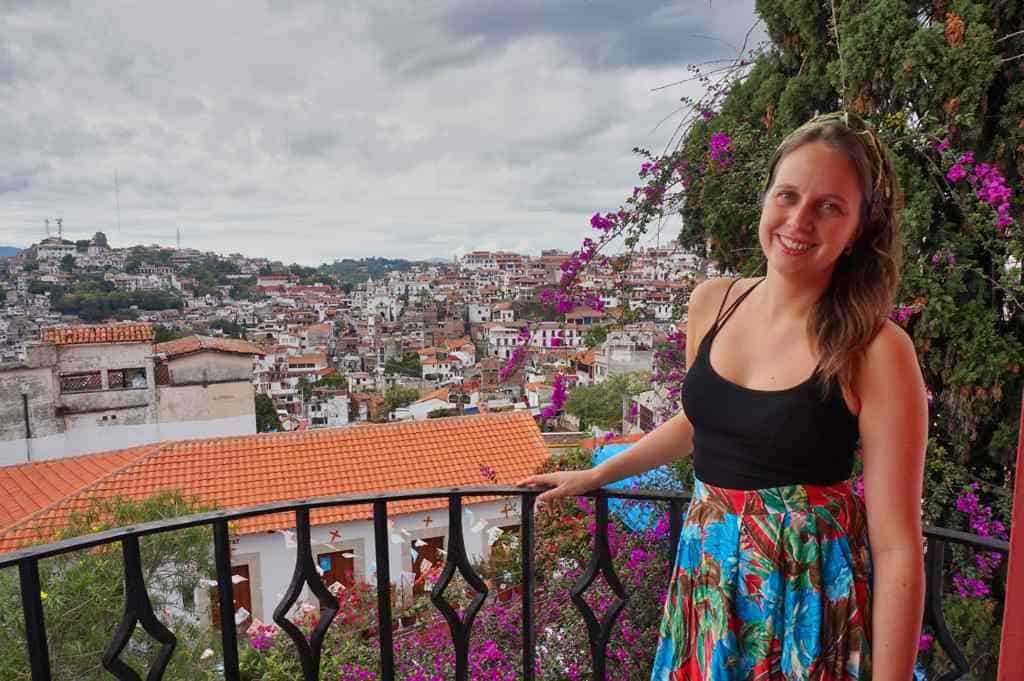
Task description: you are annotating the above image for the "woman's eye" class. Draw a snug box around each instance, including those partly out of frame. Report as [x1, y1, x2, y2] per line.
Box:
[822, 201, 842, 214]
[777, 191, 794, 201]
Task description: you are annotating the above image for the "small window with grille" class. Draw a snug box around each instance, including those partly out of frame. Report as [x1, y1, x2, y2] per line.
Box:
[108, 368, 147, 390]
[59, 371, 102, 393]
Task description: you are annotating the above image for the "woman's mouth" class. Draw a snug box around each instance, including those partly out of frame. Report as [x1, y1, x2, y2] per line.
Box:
[777, 234, 815, 254]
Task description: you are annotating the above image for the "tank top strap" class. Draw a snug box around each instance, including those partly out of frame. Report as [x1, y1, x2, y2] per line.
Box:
[713, 277, 765, 334]
[711, 278, 743, 327]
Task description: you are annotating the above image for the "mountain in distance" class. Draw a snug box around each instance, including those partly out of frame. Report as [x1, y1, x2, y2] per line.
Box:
[0, 246, 21, 257]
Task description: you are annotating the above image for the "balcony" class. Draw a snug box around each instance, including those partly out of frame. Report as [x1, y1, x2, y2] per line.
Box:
[0, 486, 1010, 681]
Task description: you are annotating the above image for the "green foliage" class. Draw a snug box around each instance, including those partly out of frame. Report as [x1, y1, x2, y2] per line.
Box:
[920, 595, 1003, 681]
[54, 288, 182, 322]
[379, 387, 420, 420]
[208, 318, 245, 339]
[318, 372, 347, 390]
[583, 323, 609, 348]
[563, 371, 650, 432]
[154, 324, 193, 343]
[384, 351, 422, 377]
[427, 407, 458, 418]
[319, 257, 416, 287]
[0, 492, 219, 681]
[255, 393, 282, 432]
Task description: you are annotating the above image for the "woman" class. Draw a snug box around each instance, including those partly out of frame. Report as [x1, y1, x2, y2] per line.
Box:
[520, 113, 928, 680]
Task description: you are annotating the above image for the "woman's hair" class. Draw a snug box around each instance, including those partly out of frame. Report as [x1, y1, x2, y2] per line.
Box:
[762, 112, 904, 398]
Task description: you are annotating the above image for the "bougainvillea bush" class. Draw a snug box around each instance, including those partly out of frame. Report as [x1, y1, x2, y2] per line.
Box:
[233, 448, 677, 680]
[489, 3, 1022, 676]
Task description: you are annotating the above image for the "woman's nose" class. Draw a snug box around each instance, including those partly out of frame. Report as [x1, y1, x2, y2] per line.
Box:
[792, 200, 816, 231]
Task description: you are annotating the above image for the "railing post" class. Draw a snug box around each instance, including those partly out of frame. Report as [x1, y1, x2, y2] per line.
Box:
[997, 392, 1024, 680]
[373, 500, 395, 681]
[213, 520, 241, 681]
[19, 558, 52, 681]
[521, 492, 537, 681]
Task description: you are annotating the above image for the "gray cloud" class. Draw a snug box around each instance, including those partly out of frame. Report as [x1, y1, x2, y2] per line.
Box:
[0, 0, 762, 263]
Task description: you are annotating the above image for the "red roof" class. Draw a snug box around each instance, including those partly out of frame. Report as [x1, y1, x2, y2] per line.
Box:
[155, 335, 265, 358]
[42, 323, 154, 346]
[0, 411, 549, 552]
[0, 447, 151, 531]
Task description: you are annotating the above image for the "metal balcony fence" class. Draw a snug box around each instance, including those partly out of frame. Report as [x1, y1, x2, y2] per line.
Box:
[0, 486, 1010, 681]
[57, 371, 102, 393]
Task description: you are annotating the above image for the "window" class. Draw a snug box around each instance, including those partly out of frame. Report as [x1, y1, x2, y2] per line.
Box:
[59, 371, 102, 393]
[210, 564, 252, 630]
[108, 368, 147, 389]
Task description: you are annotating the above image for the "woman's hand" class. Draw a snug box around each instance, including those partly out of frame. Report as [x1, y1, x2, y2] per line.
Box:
[517, 469, 601, 504]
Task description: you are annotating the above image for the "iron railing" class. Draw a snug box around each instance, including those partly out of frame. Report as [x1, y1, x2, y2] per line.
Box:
[0, 485, 1010, 681]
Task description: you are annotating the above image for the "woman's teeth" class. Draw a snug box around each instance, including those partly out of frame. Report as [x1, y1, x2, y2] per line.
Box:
[778, 235, 813, 252]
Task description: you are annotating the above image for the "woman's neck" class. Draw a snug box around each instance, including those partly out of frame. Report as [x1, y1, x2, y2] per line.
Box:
[754, 270, 832, 327]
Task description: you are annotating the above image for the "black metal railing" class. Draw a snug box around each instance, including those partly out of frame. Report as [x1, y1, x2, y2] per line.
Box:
[0, 486, 1009, 681]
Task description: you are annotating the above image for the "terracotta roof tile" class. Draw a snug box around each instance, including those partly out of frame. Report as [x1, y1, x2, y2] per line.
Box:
[42, 323, 154, 346]
[0, 412, 548, 552]
[155, 335, 266, 358]
[0, 445, 157, 531]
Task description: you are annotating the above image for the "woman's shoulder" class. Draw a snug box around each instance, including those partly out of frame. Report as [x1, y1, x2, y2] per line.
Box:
[689, 276, 760, 318]
[855, 318, 921, 398]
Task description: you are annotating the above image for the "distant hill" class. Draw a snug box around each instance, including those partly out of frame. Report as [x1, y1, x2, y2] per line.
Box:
[0, 246, 21, 257]
[319, 257, 418, 286]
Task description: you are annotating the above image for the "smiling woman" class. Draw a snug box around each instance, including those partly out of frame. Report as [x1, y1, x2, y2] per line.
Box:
[521, 112, 928, 681]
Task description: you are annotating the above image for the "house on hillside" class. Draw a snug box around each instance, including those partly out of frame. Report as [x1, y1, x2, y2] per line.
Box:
[0, 412, 547, 628]
[0, 324, 265, 465]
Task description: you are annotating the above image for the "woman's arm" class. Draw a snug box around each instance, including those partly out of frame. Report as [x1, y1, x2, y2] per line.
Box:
[856, 320, 929, 681]
[519, 277, 727, 502]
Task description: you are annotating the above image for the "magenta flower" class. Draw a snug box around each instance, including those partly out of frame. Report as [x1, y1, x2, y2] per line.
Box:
[946, 164, 967, 182]
[935, 138, 950, 153]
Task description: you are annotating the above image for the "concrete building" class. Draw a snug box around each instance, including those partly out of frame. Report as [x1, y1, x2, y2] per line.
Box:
[0, 324, 264, 466]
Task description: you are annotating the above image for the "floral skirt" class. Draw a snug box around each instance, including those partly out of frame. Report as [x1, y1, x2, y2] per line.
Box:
[650, 477, 873, 681]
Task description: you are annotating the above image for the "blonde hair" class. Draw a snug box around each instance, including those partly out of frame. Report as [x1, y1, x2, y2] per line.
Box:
[763, 112, 904, 397]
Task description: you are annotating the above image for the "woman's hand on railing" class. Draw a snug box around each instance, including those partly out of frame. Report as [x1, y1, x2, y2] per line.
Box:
[517, 469, 601, 505]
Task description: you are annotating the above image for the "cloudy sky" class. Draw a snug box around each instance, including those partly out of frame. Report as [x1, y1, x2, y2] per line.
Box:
[2, 0, 761, 265]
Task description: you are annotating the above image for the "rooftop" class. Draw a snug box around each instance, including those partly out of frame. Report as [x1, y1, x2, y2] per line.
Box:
[0, 411, 547, 552]
[41, 322, 154, 346]
[155, 334, 266, 358]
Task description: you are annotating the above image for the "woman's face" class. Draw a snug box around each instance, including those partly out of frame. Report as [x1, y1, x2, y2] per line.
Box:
[758, 140, 864, 279]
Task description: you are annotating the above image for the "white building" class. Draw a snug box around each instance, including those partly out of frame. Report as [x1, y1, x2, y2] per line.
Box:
[0, 412, 549, 629]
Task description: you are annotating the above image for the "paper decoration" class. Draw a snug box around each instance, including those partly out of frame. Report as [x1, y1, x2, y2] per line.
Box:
[420, 558, 433, 572]
[471, 520, 487, 534]
[413, 538, 426, 547]
[327, 581, 344, 595]
[341, 550, 359, 558]
[231, 574, 248, 584]
[277, 530, 296, 549]
[198, 578, 218, 588]
[315, 564, 325, 577]
[486, 526, 504, 546]
[234, 607, 250, 625]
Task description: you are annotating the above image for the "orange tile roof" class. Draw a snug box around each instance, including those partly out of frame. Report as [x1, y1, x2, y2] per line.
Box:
[415, 387, 450, 404]
[0, 412, 548, 552]
[155, 335, 266, 358]
[42, 323, 154, 346]
[0, 446, 154, 531]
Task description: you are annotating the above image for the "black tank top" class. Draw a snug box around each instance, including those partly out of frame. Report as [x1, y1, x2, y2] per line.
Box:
[682, 278, 859, 490]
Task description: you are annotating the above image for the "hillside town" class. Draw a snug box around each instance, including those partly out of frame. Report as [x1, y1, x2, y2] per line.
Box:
[0, 228, 717, 462]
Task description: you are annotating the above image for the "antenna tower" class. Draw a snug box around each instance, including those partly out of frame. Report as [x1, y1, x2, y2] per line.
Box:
[56, 218, 63, 240]
[177, 226, 181, 250]
[45, 219, 50, 238]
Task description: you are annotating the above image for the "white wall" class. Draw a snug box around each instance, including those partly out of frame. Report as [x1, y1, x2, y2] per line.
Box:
[220, 499, 517, 623]
[0, 414, 255, 466]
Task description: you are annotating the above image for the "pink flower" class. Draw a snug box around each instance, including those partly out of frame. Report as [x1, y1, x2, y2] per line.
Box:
[946, 164, 967, 182]
[935, 138, 950, 153]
